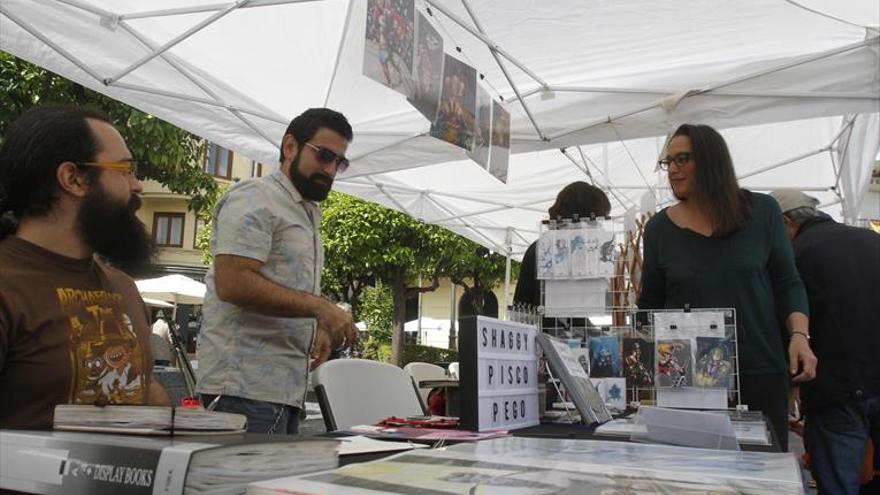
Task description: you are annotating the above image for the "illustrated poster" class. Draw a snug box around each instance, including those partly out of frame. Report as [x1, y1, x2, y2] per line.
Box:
[588, 335, 621, 378]
[363, 0, 415, 96]
[656, 339, 692, 388]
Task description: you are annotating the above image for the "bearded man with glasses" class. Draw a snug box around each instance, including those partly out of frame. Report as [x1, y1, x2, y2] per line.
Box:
[197, 108, 358, 434]
[0, 105, 170, 428]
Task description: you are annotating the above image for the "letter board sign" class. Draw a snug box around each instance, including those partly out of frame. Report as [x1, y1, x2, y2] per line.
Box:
[459, 316, 540, 431]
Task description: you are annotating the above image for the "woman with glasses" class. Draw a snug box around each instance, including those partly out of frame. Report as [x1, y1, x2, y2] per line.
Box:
[638, 123, 817, 452]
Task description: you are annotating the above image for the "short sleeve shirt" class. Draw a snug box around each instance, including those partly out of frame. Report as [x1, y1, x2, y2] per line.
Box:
[0, 237, 153, 429]
[196, 170, 323, 407]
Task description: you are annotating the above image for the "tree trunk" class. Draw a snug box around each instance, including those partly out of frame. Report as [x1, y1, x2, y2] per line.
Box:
[389, 269, 407, 366]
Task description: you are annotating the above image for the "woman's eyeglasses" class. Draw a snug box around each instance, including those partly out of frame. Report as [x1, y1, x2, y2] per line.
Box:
[76, 159, 143, 179]
[303, 142, 349, 174]
[657, 152, 693, 171]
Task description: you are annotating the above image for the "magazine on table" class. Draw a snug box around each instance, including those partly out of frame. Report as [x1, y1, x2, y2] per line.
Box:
[53, 404, 247, 435]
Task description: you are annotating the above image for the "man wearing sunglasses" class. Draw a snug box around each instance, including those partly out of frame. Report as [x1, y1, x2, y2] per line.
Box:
[0, 105, 170, 429]
[197, 108, 359, 434]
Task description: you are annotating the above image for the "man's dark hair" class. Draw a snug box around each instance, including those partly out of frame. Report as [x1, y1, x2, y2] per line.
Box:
[278, 108, 353, 162]
[671, 124, 747, 236]
[548, 181, 611, 220]
[0, 105, 109, 238]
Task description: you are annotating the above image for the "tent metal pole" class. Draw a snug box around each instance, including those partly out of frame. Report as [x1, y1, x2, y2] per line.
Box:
[119, 0, 321, 20]
[424, 195, 508, 253]
[560, 148, 633, 210]
[550, 37, 877, 142]
[54, 0, 114, 18]
[612, 125, 657, 204]
[0, 7, 105, 82]
[695, 38, 878, 96]
[346, 133, 426, 165]
[105, 0, 250, 85]
[342, 180, 549, 212]
[116, 22, 284, 147]
[456, 0, 546, 141]
[110, 81, 286, 125]
[503, 228, 512, 319]
[323, 0, 355, 106]
[575, 146, 596, 184]
[424, 0, 548, 90]
[370, 178, 417, 218]
[433, 222, 540, 235]
[829, 115, 859, 145]
[736, 147, 830, 180]
[518, 85, 878, 101]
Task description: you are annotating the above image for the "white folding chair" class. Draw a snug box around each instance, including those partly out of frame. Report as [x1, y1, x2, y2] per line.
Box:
[312, 359, 426, 431]
[403, 362, 449, 405]
[447, 362, 460, 380]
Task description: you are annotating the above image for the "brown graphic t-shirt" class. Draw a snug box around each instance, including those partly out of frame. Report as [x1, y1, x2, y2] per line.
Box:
[0, 237, 153, 429]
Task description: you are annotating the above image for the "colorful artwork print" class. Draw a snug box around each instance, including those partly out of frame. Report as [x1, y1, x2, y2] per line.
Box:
[408, 13, 444, 121]
[468, 84, 492, 168]
[488, 101, 510, 183]
[430, 54, 477, 151]
[588, 336, 621, 378]
[623, 338, 654, 387]
[363, 0, 415, 96]
[656, 339, 692, 388]
[695, 337, 734, 388]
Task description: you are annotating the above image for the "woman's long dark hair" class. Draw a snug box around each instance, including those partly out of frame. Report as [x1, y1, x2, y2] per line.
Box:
[671, 124, 748, 236]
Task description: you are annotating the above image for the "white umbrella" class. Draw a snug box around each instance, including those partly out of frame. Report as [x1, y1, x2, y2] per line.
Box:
[135, 274, 206, 306]
[142, 297, 175, 308]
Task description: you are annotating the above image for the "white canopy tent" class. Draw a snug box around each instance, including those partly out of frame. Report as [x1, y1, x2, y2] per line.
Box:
[2, 0, 878, 262]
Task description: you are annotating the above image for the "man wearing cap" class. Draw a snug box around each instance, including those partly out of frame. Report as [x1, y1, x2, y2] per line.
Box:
[770, 189, 880, 494]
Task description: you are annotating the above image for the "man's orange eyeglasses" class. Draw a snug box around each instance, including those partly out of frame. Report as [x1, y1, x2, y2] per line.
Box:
[75, 159, 142, 179]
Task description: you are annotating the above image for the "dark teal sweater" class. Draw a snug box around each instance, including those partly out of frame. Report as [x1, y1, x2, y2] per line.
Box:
[638, 191, 809, 375]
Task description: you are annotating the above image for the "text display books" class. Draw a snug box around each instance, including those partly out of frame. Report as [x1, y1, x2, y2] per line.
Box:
[0, 430, 339, 495]
[536, 333, 612, 425]
[54, 405, 247, 435]
[247, 436, 803, 495]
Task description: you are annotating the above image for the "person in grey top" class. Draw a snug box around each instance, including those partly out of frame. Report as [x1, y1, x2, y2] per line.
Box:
[197, 108, 358, 434]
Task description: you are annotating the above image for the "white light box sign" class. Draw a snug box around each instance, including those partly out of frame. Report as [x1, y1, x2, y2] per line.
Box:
[459, 316, 540, 431]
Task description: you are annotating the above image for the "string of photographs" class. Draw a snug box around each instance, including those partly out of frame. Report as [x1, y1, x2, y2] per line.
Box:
[537, 218, 619, 317]
[363, 0, 511, 182]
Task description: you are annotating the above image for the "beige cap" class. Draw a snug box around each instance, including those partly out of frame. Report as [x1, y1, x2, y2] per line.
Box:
[768, 189, 820, 214]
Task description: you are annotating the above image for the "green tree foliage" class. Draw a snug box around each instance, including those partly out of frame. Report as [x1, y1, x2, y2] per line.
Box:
[321, 191, 518, 364]
[0, 53, 218, 214]
[357, 282, 393, 361]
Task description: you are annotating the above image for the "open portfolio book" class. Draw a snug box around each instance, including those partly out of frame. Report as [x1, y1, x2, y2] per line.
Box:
[53, 405, 247, 435]
[0, 430, 340, 495]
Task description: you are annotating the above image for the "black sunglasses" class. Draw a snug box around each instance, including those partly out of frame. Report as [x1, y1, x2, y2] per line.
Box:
[657, 152, 693, 171]
[303, 142, 349, 173]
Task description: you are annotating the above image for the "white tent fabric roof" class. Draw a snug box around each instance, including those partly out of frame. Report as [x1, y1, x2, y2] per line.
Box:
[2, 0, 878, 258]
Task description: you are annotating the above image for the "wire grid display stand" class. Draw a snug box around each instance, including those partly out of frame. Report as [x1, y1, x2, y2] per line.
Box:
[509, 217, 742, 412]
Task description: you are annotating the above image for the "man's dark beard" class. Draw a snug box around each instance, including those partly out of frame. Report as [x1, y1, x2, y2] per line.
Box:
[78, 185, 156, 276]
[288, 150, 334, 201]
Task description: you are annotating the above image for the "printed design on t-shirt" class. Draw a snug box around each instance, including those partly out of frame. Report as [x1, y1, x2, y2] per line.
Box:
[57, 288, 146, 405]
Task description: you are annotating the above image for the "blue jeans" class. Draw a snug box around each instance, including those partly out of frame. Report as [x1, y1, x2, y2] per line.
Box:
[805, 394, 880, 495]
[201, 394, 300, 435]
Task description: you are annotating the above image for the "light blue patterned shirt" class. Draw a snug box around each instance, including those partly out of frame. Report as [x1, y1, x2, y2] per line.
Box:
[196, 169, 323, 407]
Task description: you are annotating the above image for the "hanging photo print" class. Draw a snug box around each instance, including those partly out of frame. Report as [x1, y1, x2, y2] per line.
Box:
[468, 84, 492, 167]
[431, 54, 477, 151]
[488, 101, 511, 183]
[623, 338, 654, 387]
[408, 12, 444, 121]
[656, 339, 692, 388]
[694, 337, 734, 388]
[363, 0, 415, 96]
[588, 335, 621, 378]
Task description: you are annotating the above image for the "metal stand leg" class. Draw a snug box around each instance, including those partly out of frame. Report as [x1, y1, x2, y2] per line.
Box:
[545, 361, 579, 424]
[167, 323, 198, 403]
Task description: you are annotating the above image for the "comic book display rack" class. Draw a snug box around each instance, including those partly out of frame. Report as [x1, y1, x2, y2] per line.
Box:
[510, 216, 742, 416]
